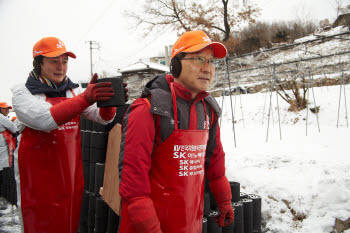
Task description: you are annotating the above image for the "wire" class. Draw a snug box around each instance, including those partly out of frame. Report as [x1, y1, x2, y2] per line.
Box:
[113, 25, 174, 68]
[74, 0, 117, 46]
[91, 25, 173, 72]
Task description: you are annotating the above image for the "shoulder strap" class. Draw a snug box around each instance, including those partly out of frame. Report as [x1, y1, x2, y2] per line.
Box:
[143, 98, 151, 109]
[204, 101, 216, 129]
[210, 108, 215, 128]
[142, 97, 161, 146]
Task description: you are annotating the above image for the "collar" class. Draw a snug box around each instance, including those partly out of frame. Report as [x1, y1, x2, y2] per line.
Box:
[165, 74, 209, 102]
[25, 70, 79, 97]
[39, 76, 62, 89]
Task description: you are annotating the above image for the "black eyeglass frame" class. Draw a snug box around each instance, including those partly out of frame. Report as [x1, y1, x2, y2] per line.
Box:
[180, 56, 217, 65]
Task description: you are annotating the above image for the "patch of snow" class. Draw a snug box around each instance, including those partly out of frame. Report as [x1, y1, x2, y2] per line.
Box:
[219, 84, 350, 233]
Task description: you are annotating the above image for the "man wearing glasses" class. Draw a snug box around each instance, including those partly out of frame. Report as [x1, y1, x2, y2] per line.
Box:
[118, 30, 234, 233]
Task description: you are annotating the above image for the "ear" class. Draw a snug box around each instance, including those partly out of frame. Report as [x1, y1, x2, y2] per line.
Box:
[170, 57, 182, 78]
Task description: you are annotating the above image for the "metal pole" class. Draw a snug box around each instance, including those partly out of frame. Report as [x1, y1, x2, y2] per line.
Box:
[270, 93, 275, 127]
[220, 95, 225, 128]
[337, 84, 343, 128]
[266, 84, 273, 142]
[344, 84, 349, 128]
[273, 65, 282, 140]
[86, 40, 100, 77]
[220, 95, 225, 127]
[336, 57, 343, 128]
[234, 95, 237, 118]
[311, 73, 321, 132]
[164, 45, 170, 66]
[220, 70, 225, 128]
[306, 70, 310, 136]
[225, 57, 237, 147]
[262, 91, 268, 127]
[239, 94, 245, 128]
[89, 41, 93, 77]
[266, 66, 275, 142]
[344, 82, 348, 128]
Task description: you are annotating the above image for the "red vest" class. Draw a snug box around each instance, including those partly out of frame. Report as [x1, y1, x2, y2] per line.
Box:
[2, 129, 16, 167]
[18, 93, 84, 233]
[120, 83, 209, 233]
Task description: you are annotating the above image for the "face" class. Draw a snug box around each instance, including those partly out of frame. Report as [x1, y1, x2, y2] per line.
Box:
[0, 108, 10, 116]
[40, 54, 68, 85]
[175, 47, 215, 98]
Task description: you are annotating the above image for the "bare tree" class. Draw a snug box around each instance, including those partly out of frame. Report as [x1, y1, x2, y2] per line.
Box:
[330, 0, 346, 17]
[126, 0, 260, 51]
[275, 66, 309, 112]
[276, 79, 308, 112]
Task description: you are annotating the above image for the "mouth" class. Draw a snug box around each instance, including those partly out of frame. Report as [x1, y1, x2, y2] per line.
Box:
[198, 77, 210, 81]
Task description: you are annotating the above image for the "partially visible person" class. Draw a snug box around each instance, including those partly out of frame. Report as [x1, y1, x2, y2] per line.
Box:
[11, 37, 123, 233]
[0, 102, 18, 203]
[118, 30, 234, 233]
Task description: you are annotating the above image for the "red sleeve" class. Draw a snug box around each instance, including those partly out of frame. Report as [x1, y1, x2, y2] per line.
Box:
[206, 115, 226, 182]
[119, 98, 155, 200]
[99, 107, 116, 121]
[50, 94, 90, 125]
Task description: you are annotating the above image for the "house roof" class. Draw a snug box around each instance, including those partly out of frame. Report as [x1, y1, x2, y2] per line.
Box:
[333, 13, 350, 27]
[119, 61, 169, 74]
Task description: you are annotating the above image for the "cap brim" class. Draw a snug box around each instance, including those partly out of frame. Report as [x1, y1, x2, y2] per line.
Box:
[43, 51, 77, 59]
[182, 42, 227, 58]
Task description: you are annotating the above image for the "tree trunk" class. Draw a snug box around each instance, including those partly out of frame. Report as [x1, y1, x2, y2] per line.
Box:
[222, 0, 230, 41]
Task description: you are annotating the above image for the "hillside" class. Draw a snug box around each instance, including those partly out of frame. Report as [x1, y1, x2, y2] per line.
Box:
[211, 26, 350, 96]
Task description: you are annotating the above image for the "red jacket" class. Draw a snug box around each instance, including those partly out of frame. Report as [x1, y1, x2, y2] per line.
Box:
[119, 74, 226, 201]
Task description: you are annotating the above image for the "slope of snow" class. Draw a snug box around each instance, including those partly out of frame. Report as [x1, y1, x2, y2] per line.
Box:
[219, 84, 350, 232]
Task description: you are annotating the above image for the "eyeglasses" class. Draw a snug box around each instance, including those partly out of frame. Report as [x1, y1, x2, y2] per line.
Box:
[181, 56, 216, 66]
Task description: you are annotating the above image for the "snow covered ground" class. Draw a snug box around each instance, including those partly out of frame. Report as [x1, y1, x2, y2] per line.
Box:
[0, 84, 349, 232]
[0, 198, 20, 232]
[220, 84, 350, 233]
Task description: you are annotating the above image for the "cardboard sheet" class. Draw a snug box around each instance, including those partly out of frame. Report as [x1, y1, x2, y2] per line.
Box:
[99, 123, 122, 215]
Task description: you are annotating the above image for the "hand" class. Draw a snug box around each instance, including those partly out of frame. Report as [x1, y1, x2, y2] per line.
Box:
[128, 197, 162, 233]
[217, 201, 234, 227]
[82, 73, 115, 104]
[209, 176, 234, 227]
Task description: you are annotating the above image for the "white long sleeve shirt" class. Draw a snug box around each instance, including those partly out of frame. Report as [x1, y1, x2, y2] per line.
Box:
[11, 84, 111, 132]
[0, 114, 17, 170]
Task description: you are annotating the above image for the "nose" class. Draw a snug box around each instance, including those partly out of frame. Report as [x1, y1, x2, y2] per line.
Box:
[56, 60, 64, 70]
[200, 62, 211, 73]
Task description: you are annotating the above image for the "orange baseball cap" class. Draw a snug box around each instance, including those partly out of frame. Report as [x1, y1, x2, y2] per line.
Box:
[0, 102, 12, 109]
[171, 30, 227, 59]
[33, 37, 76, 59]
